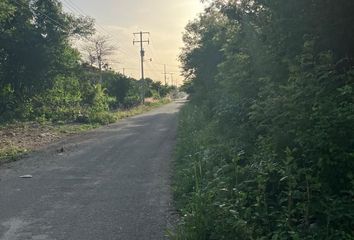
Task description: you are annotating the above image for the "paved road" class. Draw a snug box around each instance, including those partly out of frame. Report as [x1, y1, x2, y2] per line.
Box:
[0, 101, 183, 240]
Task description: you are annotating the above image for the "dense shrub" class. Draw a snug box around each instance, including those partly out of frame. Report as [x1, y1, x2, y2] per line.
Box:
[0, 1, 171, 125]
[173, 1, 354, 239]
[86, 111, 117, 125]
[31, 76, 82, 121]
[0, 84, 16, 121]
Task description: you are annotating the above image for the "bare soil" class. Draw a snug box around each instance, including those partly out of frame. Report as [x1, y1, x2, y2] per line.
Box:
[0, 99, 172, 164]
[0, 122, 61, 151]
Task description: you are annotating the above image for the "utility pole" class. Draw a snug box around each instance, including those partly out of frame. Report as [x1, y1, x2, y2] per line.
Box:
[133, 31, 150, 103]
[170, 73, 174, 87]
[163, 64, 167, 85]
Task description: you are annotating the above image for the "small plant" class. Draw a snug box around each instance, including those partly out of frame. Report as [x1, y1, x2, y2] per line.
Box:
[0, 146, 28, 165]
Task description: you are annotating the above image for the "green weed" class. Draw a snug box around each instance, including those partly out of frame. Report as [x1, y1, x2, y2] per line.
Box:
[0, 146, 28, 165]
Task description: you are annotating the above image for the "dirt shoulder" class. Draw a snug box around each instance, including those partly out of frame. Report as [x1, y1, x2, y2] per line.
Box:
[0, 122, 96, 164]
[0, 99, 171, 165]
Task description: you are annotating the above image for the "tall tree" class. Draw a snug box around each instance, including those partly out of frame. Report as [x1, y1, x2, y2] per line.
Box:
[0, 0, 94, 115]
[83, 35, 116, 83]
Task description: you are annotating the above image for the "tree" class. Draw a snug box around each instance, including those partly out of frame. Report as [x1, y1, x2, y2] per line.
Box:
[0, 0, 94, 118]
[174, 1, 354, 239]
[82, 35, 116, 83]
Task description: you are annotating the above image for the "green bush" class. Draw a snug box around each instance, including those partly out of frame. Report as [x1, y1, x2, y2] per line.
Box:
[86, 111, 117, 125]
[0, 84, 16, 122]
[92, 84, 115, 111]
[30, 76, 82, 121]
[173, 1, 354, 239]
[123, 96, 140, 108]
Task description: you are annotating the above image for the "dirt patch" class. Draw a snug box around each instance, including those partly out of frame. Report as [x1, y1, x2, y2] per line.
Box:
[0, 122, 96, 164]
[0, 99, 171, 165]
[0, 123, 60, 151]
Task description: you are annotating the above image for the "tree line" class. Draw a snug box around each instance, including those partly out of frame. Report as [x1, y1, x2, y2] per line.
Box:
[174, 0, 354, 239]
[0, 0, 173, 124]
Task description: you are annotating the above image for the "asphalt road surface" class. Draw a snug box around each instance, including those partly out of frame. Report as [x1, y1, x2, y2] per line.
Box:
[0, 101, 183, 240]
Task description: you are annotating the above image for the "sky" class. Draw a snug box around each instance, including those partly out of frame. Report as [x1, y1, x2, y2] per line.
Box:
[61, 0, 205, 86]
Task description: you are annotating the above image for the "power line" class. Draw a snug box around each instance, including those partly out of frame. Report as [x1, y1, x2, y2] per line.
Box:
[62, 0, 123, 42]
[146, 44, 181, 71]
[13, 0, 177, 80]
[152, 61, 181, 69]
[60, 2, 117, 40]
[146, 41, 181, 75]
[73, 3, 178, 77]
[146, 44, 163, 65]
[148, 43, 182, 69]
[133, 31, 150, 80]
[60, 0, 135, 58]
[170, 73, 175, 86]
[163, 64, 168, 85]
[145, 44, 181, 85]
[59, 1, 146, 77]
[12, 0, 138, 76]
[12, 0, 69, 31]
[145, 62, 161, 81]
[145, 56, 164, 82]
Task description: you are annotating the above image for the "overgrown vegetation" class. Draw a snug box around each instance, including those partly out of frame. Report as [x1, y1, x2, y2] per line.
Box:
[173, 0, 354, 239]
[0, 0, 173, 125]
[115, 98, 171, 120]
[0, 97, 170, 165]
[0, 146, 27, 164]
[0, 0, 174, 164]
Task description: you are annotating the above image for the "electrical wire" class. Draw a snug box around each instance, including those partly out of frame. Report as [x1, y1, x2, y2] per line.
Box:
[12, 0, 182, 84]
[61, 0, 137, 59]
[62, 0, 142, 73]
[63, 0, 180, 82]
[145, 61, 162, 82]
[12, 0, 69, 31]
[61, 1, 130, 57]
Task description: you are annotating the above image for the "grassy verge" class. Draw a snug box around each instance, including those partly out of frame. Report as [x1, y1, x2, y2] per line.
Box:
[53, 123, 99, 134]
[115, 98, 171, 119]
[0, 147, 28, 165]
[0, 98, 171, 165]
[169, 103, 210, 240]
